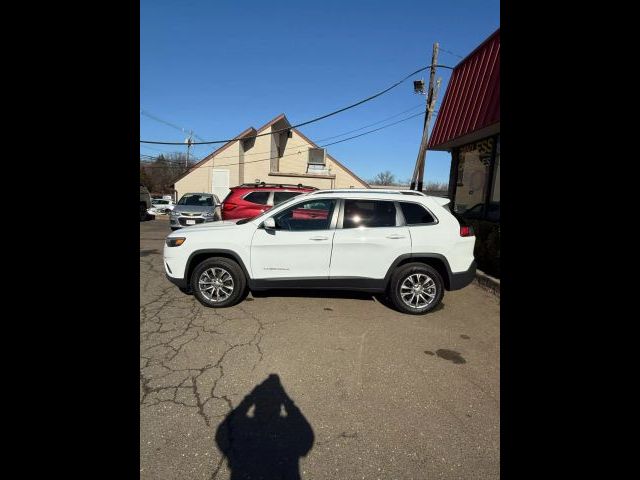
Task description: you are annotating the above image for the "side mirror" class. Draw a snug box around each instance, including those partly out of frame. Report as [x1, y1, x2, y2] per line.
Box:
[263, 217, 276, 230]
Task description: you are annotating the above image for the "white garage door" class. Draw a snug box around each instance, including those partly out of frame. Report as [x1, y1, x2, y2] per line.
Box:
[212, 169, 230, 201]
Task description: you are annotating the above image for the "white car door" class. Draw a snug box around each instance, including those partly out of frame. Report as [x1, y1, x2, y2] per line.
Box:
[330, 199, 410, 279]
[250, 198, 338, 279]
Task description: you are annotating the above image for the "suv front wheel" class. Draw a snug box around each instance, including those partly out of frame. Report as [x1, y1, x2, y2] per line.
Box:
[191, 257, 246, 308]
[389, 263, 444, 315]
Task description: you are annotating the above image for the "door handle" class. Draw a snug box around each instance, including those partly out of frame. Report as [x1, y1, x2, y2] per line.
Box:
[309, 236, 329, 241]
[386, 234, 406, 239]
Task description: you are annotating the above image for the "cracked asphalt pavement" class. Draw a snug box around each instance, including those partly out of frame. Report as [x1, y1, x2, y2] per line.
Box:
[140, 217, 500, 479]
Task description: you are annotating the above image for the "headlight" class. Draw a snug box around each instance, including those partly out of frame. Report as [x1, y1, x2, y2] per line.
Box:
[202, 211, 215, 217]
[170, 210, 179, 216]
[165, 237, 186, 247]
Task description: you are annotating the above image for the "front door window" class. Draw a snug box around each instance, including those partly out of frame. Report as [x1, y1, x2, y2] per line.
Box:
[272, 199, 337, 231]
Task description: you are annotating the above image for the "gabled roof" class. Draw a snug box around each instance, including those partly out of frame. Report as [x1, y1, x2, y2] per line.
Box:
[172, 113, 368, 187]
[171, 125, 258, 184]
[428, 28, 500, 150]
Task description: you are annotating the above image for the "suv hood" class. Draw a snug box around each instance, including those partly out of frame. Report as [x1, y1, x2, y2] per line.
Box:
[172, 205, 215, 214]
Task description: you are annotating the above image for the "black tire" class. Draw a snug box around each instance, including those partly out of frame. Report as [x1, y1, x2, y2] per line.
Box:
[171, 227, 181, 231]
[139, 204, 147, 221]
[388, 263, 444, 315]
[191, 257, 246, 308]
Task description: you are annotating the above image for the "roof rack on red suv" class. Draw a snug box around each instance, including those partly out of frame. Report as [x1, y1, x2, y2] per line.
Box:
[237, 182, 318, 190]
[222, 183, 317, 220]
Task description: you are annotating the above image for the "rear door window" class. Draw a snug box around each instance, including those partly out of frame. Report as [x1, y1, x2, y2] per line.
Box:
[399, 202, 436, 225]
[343, 200, 397, 228]
[244, 191, 270, 205]
[273, 191, 303, 205]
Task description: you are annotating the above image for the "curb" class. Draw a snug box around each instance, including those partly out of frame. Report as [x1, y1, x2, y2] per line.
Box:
[474, 269, 500, 297]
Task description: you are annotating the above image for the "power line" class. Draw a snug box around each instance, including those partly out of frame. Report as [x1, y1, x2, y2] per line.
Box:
[139, 109, 427, 170]
[314, 104, 425, 142]
[322, 110, 435, 147]
[141, 109, 189, 134]
[200, 103, 428, 161]
[439, 47, 465, 59]
[140, 144, 181, 153]
[140, 109, 207, 142]
[140, 64, 453, 146]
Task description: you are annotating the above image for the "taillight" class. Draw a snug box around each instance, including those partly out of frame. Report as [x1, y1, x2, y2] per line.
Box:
[223, 202, 237, 211]
[460, 225, 474, 237]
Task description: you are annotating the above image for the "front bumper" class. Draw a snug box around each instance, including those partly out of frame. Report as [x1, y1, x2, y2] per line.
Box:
[169, 215, 216, 227]
[166, 273, 188, 289]
[449, 260, 477, 290]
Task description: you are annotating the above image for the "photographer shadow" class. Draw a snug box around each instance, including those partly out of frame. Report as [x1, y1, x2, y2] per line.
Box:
[215, 374, 314, 480]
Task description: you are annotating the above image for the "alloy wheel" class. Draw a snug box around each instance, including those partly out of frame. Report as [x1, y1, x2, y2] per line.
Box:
[399, 273, 437, 309]
[198, 267, 234, 302]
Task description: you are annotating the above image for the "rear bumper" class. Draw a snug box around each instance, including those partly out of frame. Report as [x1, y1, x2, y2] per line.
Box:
[448, 261, 477, 291]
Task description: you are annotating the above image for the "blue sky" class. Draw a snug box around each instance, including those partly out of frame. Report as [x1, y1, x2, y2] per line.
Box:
[140, 0, 499, 184]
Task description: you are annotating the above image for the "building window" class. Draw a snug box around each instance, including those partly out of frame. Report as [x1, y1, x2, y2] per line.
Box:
[488, 136, 500, 222]
[491, 137, 500, 203]
[453, 138, 494, 214]
[307, 148, 328, 174]
[456, 151, 465, 187]
[307, 164, 329, 175]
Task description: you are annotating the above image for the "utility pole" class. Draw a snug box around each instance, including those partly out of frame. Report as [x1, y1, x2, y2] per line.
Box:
[185, 130, 193, 168]
[410, 42, 440, 191]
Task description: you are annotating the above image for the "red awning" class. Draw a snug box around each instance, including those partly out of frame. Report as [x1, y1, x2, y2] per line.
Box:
[428, 29, 500, 150]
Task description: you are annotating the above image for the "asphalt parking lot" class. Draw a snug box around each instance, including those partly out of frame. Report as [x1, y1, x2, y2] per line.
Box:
[140, 217, 500, 480]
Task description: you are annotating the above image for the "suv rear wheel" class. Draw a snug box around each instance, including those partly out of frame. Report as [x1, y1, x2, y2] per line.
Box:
[191, 257, 246, 308]
[389, 263, 444, 315]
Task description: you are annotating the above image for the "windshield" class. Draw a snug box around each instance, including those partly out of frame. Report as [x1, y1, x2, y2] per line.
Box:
[235, 192, 311, 225]
[178, 194, 213, 206]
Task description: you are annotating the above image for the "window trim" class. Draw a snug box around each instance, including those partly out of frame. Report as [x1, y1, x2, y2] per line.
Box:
[397, 200, 439, 226]
[260, 197, 339, 231]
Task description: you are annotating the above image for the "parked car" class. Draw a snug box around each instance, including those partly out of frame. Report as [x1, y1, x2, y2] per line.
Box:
[170, 193, 222, 231]
[221, 182, 317, 220]
[140, 184, 153, 221]
[164, 189, 476, 315]
[149, 198, 175, 215]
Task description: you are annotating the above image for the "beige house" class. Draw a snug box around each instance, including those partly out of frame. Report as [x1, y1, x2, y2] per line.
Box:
[172, 113, 368, 200]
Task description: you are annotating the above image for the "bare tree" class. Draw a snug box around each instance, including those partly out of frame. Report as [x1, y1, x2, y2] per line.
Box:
[140, 152, 197, 194]
[424, 181, 448, 191]
[370, 170, 396, 185]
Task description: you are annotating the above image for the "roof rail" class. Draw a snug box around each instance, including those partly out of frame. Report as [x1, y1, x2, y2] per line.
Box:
[309, 189, 428, 196]
[235, 182, 318, 190]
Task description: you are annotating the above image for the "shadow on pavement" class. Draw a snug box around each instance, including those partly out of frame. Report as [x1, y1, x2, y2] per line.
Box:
[251, 288, 376, 301]
[215, 374, 314, 480]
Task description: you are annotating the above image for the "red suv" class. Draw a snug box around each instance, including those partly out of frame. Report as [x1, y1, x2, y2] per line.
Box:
[221, 182, 318, 220]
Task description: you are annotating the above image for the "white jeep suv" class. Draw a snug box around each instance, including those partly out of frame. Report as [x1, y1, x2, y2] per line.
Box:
[163, 189, 476, 315]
